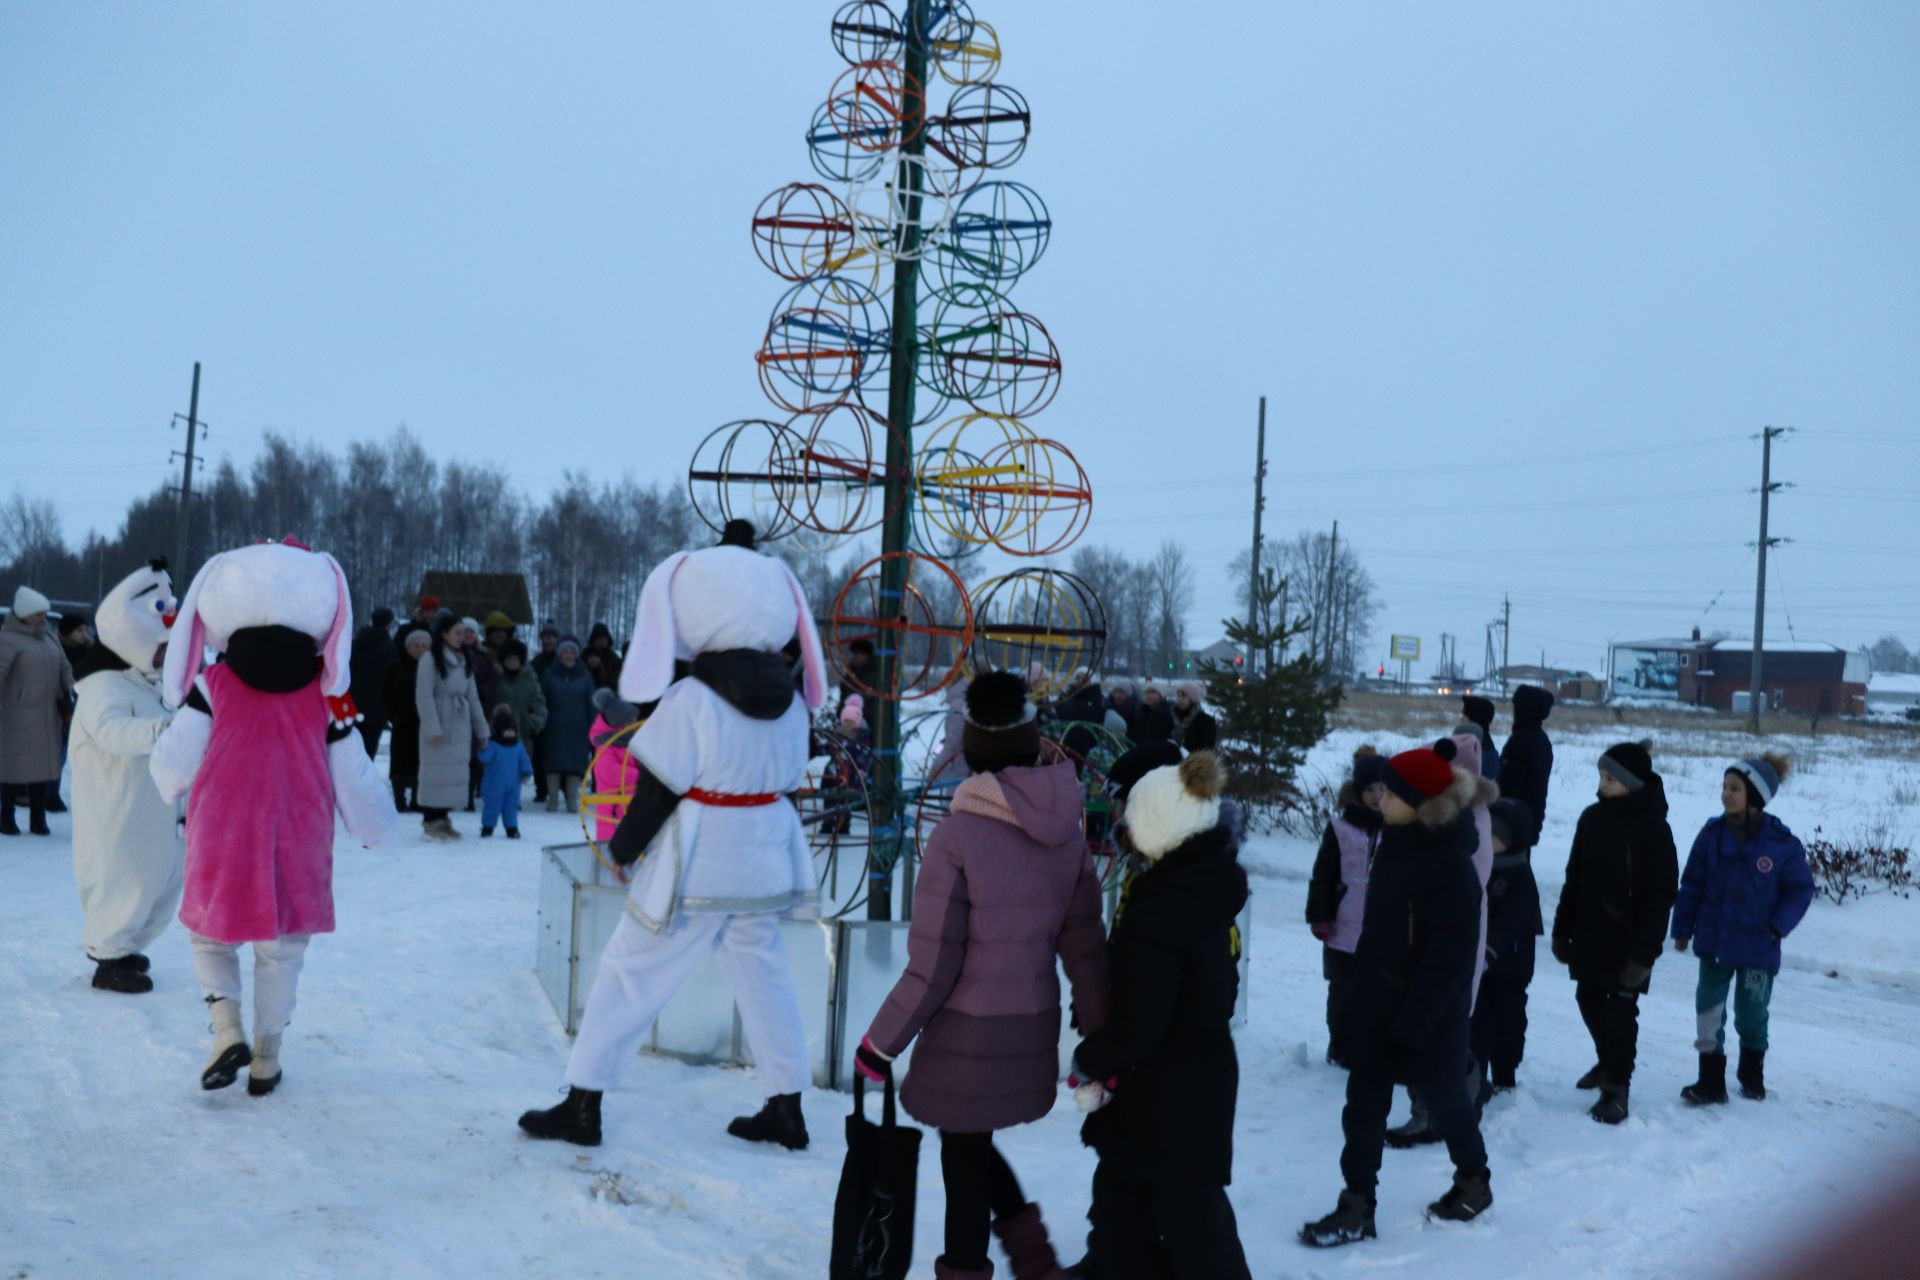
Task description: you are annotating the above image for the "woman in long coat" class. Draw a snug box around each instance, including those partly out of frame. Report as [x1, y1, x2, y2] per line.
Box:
[415, 612, 486, 841]
[538, 635, 596, 813]
[1, 587, 76, 836]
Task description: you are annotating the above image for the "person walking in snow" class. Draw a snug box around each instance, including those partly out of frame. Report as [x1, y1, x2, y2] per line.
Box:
[1471, 795, 1542, 1096]
[149, 541, 397, 1096]
[1550, 743, 1679, 1123]
[1, 585, 75, 837]
[1499, 685, 1554, 824]
[383, 626, 430, 812]
[348, 606, 396, 759]
[518, 545, 829, 1152]
[67, 559, 183, 994]
[853, 670, 1111, 1280]
[1306, 746, 1388, 1068]
[475, 707, 532, 838]
[1301, 739, 1495, 1248]
[414, 610, 487, 841]
[1074, 750, 1253, 1280]
[538, 635, 595, 813]
[1671, 753, 1814, 1106]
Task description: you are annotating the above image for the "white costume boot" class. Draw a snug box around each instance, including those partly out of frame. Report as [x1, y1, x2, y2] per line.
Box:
[202, 996, 251, 1090]
[249, 1032, 283, 1097]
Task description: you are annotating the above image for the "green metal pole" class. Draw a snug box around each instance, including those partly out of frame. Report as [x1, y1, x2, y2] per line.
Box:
[867, 1, 931, 921]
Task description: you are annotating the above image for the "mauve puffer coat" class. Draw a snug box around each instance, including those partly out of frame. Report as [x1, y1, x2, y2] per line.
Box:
[0, 611, 75, 784]
[866, 762, 1111, 1133]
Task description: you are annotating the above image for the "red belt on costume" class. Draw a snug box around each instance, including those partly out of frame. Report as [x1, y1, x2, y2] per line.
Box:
[684, 788, 781, 808]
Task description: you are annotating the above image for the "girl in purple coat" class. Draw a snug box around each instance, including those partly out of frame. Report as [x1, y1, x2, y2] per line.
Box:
[856, 671, 1112, 1280]
[1306, 745, 1387, 1067]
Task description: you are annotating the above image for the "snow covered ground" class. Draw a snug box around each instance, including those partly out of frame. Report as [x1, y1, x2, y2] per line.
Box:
[4, 716, 1918, 1278]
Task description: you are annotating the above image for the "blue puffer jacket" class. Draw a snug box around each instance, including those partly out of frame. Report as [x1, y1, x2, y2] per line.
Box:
[1671, 814, 1815, 974]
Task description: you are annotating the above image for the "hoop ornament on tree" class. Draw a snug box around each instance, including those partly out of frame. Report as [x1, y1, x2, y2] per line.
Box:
[687, 418, 809, 543]
[806, 99, 886, 184]
[936, 308, 1062, 418]
[776, 401, 905, 547]
[751, 183, 858, 282]
[929, 82, 1031, 173]
[830, 0, 902, 65]
[914, 410, 1035, 547]
[975, 433, 1092, 556]
[931, 180, 1050, 289]
[756, 274, 890, 414]
[830, 551, 975, 701]
[934, 18, 1000, 85]
[970, 569, 1108, 696]
[827, 60, 925, 154]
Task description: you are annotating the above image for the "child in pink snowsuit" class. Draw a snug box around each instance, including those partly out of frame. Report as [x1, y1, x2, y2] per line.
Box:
[588, 687, 642, 844]
[151, 542, 397, 1097]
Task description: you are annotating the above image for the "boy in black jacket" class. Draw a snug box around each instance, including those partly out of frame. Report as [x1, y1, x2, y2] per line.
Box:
[1302, 739, 1496, 1248]
[1472, 796, 1542, 1097]
[1551, 741, 1680, 1123]
[1499, 685, 1555, 823]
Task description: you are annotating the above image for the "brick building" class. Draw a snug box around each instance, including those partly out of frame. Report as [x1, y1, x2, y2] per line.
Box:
[1608, 635, 1868, 715]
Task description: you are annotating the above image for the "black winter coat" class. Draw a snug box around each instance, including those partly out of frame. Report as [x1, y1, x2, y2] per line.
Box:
[1552, 778, 1680, 989]
[1075, 822, 1248, 1188]
[1133, 700, 1175, 744]
[1340, 812, 1483, 1083]
[1499, 686, 1555, 825]
[349, 625, 397, 722]
[383, 653, 423, 781]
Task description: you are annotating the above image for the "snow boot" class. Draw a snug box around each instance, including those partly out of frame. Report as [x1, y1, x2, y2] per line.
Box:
[1737, 1049, 1766, 1100]
[727, 1092, 809, 1150]
[1589, 1082, 1630, 1125]
[1681, 1052, 1729, 1106]
[506, 828, 521, 839]
[934, 1260, 995, 1279]
[1383, 1098, 1439, 1149]
[481, 826, 494, 838]
[27, 785, 50, 836]
[1299, 1189, 1377, 1247]
[1492, 1065, 1517, 1091]
[1575, 1063, 1605, 1089]
[201, 997, 251, 1090]
[518, 1087, 603, 1146]
[91, 956, 154, 994]
[0, 803, 17, 835]
[126, 953, 151, 973]
[248, 1033, 283, 1097]
[43, 792, 67, 813]
[423, 817, 458, 842]
[993, 1204, 1069, 1279]
[1426, 1168, 1494, 1223]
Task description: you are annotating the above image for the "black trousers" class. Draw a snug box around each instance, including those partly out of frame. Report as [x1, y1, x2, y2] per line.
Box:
[1323, 947, 1357, 1064]
[531, 734, 548, 799]
[357, 718, 385, 760]
[1341, 1022, 1488, 1195]
[1088, 1159, 1251, 1280]
[939, 1131, 1026, 1270]
[1, 781, 52, 828]
[1575, 980, 1641, 1086]
[1471, 944, 1536, 1081]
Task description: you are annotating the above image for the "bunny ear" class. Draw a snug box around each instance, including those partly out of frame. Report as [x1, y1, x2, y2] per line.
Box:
[162, 553, 221, 707]
[318, 553, 353, 696]
[780, 560, 828, 711]
[619, 551, 691, 705]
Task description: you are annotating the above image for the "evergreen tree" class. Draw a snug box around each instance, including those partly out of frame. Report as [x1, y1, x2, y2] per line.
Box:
[1201, 567, 1342, 828]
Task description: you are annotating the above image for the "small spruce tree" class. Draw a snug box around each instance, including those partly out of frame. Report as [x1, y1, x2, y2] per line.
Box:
[1201, 567, 1342, 829]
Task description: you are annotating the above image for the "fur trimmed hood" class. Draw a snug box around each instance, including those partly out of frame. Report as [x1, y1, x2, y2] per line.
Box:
[1418, 766, 1499, 830]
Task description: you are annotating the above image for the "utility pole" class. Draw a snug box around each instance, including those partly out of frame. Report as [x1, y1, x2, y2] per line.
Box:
[1748, 426, 1790, 733]
[1502, 594, 1512, 687]
[1247, 396, 1267, 676]
[1319, 519, 1339, 672]
[171, 361, 204, 578]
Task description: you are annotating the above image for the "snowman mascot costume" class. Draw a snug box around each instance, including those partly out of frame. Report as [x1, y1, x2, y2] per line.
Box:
[519, 543, 826, 1150]
[150, 541, 398, 1096]
[68, 558, 183, 994]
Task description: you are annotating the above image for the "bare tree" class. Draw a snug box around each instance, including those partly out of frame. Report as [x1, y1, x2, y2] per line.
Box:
[0, 489, 66, 590]
[1278, 530, 1382, 678]
[1868, 635, 1919, 675]
[1149, 540, 1195, 672]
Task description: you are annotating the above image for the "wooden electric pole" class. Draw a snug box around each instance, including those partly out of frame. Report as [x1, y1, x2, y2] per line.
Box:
[1748, 426, 1790, 733]
[171, 362, 204, 578]
[1247, 396, 1266, 675]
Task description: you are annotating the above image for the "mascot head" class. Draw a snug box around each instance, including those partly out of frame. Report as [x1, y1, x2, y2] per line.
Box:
[618, 545, 826, 710]
[95, 558, 178, 677]
[162, 541, 353, 707]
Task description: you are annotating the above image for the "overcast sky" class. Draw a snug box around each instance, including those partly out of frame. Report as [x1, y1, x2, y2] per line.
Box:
[4, 1, 1916, 678]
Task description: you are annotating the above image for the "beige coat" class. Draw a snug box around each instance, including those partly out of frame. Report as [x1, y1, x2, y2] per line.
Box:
[415, 647, 486, 809]
[0, 611, 75, 783]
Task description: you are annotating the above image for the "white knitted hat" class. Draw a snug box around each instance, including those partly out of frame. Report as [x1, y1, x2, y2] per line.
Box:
[11, 585, 50, 617]
[1124, 751, 1227, 860]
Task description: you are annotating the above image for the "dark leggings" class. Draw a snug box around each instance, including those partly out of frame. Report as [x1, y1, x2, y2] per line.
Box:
[939, 1131, 1026, 1270]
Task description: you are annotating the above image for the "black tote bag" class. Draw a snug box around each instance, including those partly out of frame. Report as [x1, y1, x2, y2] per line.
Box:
[829, 1071, 923, 1280]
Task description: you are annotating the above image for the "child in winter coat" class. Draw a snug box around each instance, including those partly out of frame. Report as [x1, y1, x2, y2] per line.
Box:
[476, 708, 533, 838]
[1471, 795, 1542, 1095]
[1074, 750, 1254, 1280]
[1499, 684, 1554, 824]
[1306, 745, 1388, 1067]
[587, 687, 642, 844]
[1671, 752, 1814, 1105]
[68, 559, 183, 994]
[855, 671, 1111, 1280]
[1302, 738, 1495, 1248]
[1551, 742, 1679, 1123]
[149, 541, 397, 1097]
[1460, 695, 1501, 784]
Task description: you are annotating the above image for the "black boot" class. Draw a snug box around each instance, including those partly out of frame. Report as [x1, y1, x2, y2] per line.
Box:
[1737, 1049, 1766, 1100]
[91, 956, 154, 994]
[42, 792, 67, 813]
[1384, 1098, 1440, 1149]
[506, 827, 521, 839]
[1575, 1063, 1605, 1089]
[1300, 1188, 1377, 1247]
[518, 1088, 603, 1146]
[1589, 1082, 1630, 1125]
[0, 794, 17, 836]
[392, 780, 409, 813]
[1427, 1168, 1494, 1222]
[28, 784, 50, 836]
[126, 954, 151, 973]
[1492, 1064, 1517, 1091]
[1681, 1052, 1729, 1106]
[726, 1092, 809, 1150]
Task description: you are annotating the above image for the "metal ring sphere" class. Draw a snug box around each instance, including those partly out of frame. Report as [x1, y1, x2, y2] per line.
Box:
[930, 82, 1031, 173]
[976, 434, 1092, 557]
[931, 180, 1050, 289]
[777, 401, 903, 544]
[830, 0, 902, 65]
[938, 309, 1062, 419]
[829, 552, 975, 702]
[756, 275, 891, 413]
[970, 569, 1108, 697]
[914, 411, 1036, 548]
[688, 418, 809, 543]
[934, 18, 1000, 86]
[751, 183, 858, 282]
[827, 60, 925, 154]
[807, 99, 886, 184]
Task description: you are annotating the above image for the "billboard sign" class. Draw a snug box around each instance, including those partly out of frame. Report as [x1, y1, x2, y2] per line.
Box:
[1389, 634, 1421, 662]
[1610, 644, 1685, 701]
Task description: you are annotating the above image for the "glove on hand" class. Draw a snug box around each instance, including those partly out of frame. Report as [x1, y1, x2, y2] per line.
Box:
[1619, 960, 1652, 990]
[1309, 921, 1334, 944]
[854, 1036, 894, 1084]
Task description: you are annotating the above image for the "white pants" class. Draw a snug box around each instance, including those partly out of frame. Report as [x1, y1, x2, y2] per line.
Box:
[190, 934, 312, 1037]
[567, 911, 810, 1097]
[78, 849, 183, 961]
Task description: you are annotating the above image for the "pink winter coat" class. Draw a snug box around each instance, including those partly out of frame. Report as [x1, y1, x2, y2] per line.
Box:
[588, 713, 638, 843]
[181, 664, 336, 943]
[866, 762, 1112, 1133]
